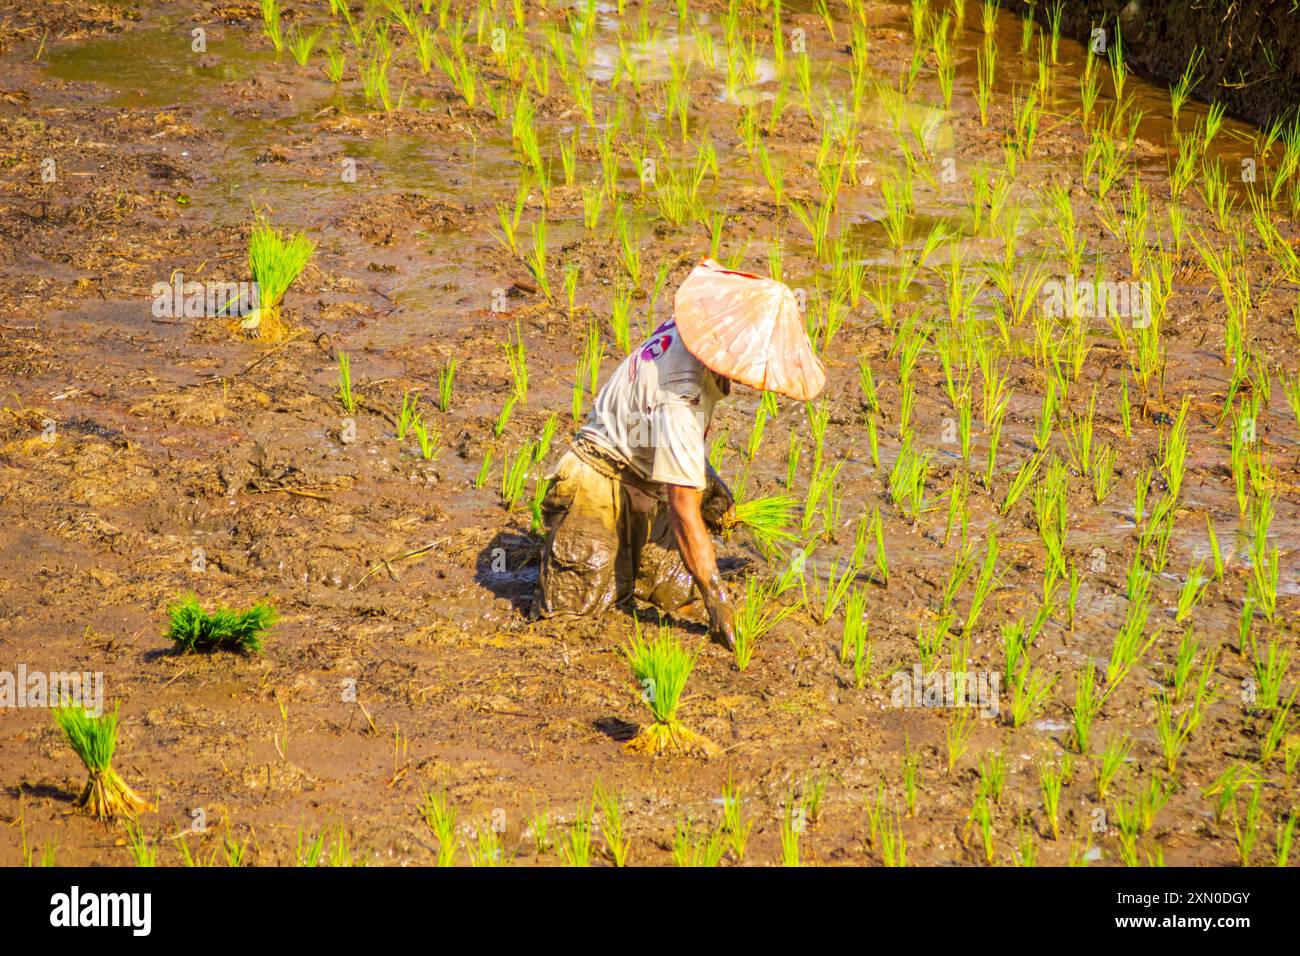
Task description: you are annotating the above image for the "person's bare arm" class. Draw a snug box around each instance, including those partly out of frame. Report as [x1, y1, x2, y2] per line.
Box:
[666, 484, 735, 649]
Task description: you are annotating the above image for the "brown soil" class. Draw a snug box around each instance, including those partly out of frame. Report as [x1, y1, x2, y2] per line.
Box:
[0, 0, 1296, 868]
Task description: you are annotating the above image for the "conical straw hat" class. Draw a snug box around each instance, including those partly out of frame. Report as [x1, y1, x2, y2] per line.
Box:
[673, 259, 826, 402]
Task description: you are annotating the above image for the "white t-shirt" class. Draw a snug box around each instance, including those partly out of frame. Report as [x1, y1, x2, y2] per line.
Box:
[579, 317, 725, 490]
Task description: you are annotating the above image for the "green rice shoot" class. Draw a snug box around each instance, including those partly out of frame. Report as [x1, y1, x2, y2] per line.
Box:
[722, 494, 799, 555]
[52, 703, 153, 820]
[165, 593, 278, 654]
[623, 621, 714, 755]
[246, 217, 315, 338]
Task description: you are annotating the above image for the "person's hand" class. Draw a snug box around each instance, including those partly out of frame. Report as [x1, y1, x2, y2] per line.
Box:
[704, 582, 736, 651]
[700, 463, 735, 533]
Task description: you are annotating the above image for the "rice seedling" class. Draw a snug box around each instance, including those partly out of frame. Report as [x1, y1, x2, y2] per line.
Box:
[323, 42, 346, 83]
[502, 322, 529, 405]
[839, 582, 867, 660]
[260, 0, 284, 53]
[796, 771, 828, 829]
[722, 495, 798, 555]
[720, 780, 752, 861]
[977, 752, 1007, 807]
[1106, 576, 1157, 689]
[494, 183, 527, 255]
[222, 834, 250, 867]
[473, 450, 493, 491]
[1203, 764, 1261, 825]
[672, 818, 727, 867]
[1088, 442, 1117, 502]
[946, 708, 974, 774]
[52, 703, 152, 820]
[463, 823, 507, 867]
[1038, 758, 1065, 840]
[558, 799, 593, 867]
[733, 576, 800, 671]
[500, 440, 534, 512]
[396, 391, 420, 442]
[768, 793, 803, 867]
[803, 459, 844, 535]
[1088, 734, 1131, 804]
[18, 808, 57, 867]
[428, 356, 454, 411]
[287, 24, 321, 67]
[165, 594, 277, 654]
[412, 416, 440, 461]
[1247, 504, 1280, 624]
[494, 394, 517, 438]
[1000, 450, 1044, 516]
[361, 50, 396, 112]
[1008, 647, 1058, 729]
[245, 218, 315, 338]
[1252, 636, 1292, 711]
[609, 284, 633, 355]
[594, 783, 631, 866]
[811, 552, 859, 626]
[966, 787, 996, 865]
[615, 214, 643, 289]
[421, 788, 459, 866]
[1260, 690, 1297, 764]
[521, 220, 554, 302]
[335, 350, 358, 414]
[1231, 781, 1264, 866]
[1275, 808, 1298, 868]
[1010, 86, 1042, 162]
[521, 809, 551, 857]
[295, 825, 327, 867]
[623, 622, 710, 754]
[1068, 659, 1106, 754]
[744, 401, 769, 463]
[1163, 628, 1200, 705]
[959, 532, 1000, 632]
[1152, 683, 1202, 776]
[877, 802, 908, 866]
[888, 440, 931, 521]
[1166, 47, 1205, 125]
[1173, 561, 1210, 622]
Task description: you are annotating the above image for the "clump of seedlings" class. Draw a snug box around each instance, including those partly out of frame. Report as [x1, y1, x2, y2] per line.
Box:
[165, 594, 278, 654]
[52, 703, 153, 820]
[244, 217, 315, 339]
[623, 622, 715, 756]
[721, 494, 798, 554]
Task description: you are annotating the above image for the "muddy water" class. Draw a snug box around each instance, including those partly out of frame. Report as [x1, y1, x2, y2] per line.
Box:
[1, 0, 1297, 868]
[44, 19, 275, 106]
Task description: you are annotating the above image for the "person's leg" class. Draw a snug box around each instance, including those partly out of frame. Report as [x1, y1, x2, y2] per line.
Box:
[535, 452, 625, 618]
[634, 504, 698, 612]
[634, 465, 733, 612]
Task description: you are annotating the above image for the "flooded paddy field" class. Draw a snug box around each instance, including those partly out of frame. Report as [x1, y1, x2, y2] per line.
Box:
[0, 0, 1297, 868]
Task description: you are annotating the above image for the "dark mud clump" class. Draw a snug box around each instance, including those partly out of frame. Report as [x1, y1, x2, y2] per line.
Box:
[1021, 0, 1300, 127]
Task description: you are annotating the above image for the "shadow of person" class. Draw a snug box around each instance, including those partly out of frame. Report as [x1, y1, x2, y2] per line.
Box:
[474, 528, 543, 613]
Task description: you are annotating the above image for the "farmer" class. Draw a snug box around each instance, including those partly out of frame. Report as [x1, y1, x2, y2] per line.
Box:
[533, 258, 825, 650]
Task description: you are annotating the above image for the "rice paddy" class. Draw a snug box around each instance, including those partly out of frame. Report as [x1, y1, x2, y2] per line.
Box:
[2, 0, 1298, 871]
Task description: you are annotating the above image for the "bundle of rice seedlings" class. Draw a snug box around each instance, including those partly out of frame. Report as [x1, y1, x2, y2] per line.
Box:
[165, 594, 278, 654]
[52, 703, 153, 820]
[243, 217, 315, 339]
[623, 623, 717, 756]
[721, 494, 798, 555]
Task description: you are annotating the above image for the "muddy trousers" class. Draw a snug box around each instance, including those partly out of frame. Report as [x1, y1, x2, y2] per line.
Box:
[534, 450, 698, 619]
